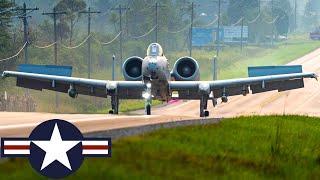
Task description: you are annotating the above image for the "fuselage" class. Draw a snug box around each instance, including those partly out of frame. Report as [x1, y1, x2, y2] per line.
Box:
[123, 43, 199, 101]
[142, 55, 171, 101]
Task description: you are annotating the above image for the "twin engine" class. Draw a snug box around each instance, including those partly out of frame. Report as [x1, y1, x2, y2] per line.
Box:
[122, 56, 200, 81]
[122, 56, 143, 81]
[170, 57, 200, 81]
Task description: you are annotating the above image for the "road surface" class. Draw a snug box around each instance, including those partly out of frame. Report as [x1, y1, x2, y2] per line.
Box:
[0, 48, 320, 136]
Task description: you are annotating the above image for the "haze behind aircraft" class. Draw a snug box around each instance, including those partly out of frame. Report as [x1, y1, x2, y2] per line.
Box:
[2, 43, 318, 117]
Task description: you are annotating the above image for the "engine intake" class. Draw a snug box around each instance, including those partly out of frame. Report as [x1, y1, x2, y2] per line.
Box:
[122, 56, 143, 81]
[171, 57, 200, 81]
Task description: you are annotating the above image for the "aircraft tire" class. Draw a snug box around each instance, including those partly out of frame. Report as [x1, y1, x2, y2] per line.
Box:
[146, 104, 151, 115]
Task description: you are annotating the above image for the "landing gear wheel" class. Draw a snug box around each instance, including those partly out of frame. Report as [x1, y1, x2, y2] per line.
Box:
[204, 110, 209, 117]
[109, 110, 114, 114]
[146, 104, 151, 115]
[200, 110, 209, 117]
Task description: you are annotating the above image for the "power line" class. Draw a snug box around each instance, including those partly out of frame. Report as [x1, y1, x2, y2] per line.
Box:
[164, 23, 192, 34]
[129, 26, 157, 39]
[93, 31, 122, 45]
[0, 42, 27, 62]
[32, 42, 57, 49]
[247, 13, 261, 24]
[231, 17, 244, 26]
[61, 34, 91, 49]
[194, 15, 218, 27]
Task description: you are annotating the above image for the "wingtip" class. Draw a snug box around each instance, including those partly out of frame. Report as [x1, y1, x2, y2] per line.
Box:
[312, 73, 318, 81]
[1, 71, 8, 79]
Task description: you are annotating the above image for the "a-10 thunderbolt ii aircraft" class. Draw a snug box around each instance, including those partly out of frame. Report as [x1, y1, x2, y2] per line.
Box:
[1, 43, 318, 117]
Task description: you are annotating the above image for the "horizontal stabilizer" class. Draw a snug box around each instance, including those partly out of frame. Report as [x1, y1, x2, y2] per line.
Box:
[248, 65, 302, 77]
[18, 64, 72, 77]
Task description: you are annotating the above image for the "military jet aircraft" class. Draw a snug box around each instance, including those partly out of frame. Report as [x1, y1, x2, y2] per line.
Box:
[1, 43, 318, 117]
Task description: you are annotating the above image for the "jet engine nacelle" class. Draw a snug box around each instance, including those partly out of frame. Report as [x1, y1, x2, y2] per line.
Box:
[122, 56, 143, 81]
[171, 57, 200, 81]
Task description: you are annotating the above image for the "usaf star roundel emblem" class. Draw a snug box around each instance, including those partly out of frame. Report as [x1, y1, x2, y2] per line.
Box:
[29, 119, 83, 178]
[1, 119, 111, 179]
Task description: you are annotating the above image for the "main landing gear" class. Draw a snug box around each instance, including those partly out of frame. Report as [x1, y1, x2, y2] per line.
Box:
[109, 95, 119, 115]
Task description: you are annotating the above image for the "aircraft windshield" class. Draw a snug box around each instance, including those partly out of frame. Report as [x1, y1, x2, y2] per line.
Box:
[147, 43, 163, 56]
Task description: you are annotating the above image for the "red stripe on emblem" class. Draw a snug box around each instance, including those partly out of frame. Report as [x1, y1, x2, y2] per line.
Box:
[82, 145, 109, 150]
[3, 145, 30, 150]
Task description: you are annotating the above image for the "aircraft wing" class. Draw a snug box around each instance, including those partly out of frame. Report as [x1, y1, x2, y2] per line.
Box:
[1, 64, 145, 99]
[169, 66, 317, 100]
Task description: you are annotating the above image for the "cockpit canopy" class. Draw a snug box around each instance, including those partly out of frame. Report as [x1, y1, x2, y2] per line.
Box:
[147, 43, 163, 57]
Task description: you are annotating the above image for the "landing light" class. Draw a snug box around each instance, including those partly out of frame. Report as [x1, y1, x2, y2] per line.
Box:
[146, 82, 152, 89]
[142, 91, 151, 99]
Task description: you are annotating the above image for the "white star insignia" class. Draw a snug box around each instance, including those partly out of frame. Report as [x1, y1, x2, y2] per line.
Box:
[32, 123, 80, 171]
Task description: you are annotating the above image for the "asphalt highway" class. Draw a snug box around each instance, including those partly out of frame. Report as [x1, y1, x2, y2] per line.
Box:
[0, 48, 320, 137]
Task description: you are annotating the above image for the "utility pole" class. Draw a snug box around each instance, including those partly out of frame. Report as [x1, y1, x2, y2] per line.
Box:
[294, 0, 297, 32]
[153, 3, 165, 43]
[189, 2, 194, 57]
[80, 7, 101, 79]
[126, 9, 129, 36]
[111, 5, 130, 67]
[112, 54, 115, 81]
[155, 2, 158, 43]
[216, 0, 221, 56]
[17, 3, 38, 64]
[271, 0, 274, 46]
[258, 0, 261, 14]
[42, 8, 66, 65]
[240, 18, 244, 51]
[43, 8, 66, 111]
[212, 56, 217, 80]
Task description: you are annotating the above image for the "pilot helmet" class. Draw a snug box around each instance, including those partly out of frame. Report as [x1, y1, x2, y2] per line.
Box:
[147, 43, 163, 56]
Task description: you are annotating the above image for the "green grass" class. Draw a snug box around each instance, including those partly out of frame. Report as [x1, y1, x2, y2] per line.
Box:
[1, 115, 320, 179]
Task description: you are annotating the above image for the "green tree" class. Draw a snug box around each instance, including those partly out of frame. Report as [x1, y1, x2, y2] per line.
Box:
[54, 0, 87, 45]
[0, 0, 17, 55]
[227, 0, 259, 24]
[304, 0, 320, 30]
[271, 0, 291, 37]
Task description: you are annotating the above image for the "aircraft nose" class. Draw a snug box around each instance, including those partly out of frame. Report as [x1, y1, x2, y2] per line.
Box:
[148, 62, 158, 78]
[148, 62, 157, 71]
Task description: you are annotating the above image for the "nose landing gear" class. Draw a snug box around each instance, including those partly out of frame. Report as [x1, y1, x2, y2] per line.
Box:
[143, 81, 152, 115]
[146, 104, 151, 115]
[200, 95, 209, 117]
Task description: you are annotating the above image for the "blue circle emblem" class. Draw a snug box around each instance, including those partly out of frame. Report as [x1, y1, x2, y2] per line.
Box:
[28, 119, 84, 179]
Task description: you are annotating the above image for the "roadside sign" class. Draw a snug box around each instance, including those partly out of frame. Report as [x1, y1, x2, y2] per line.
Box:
[192, 28, 213, 46]
[223, 26, 248, 43]
[192, 28, 224, 46]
